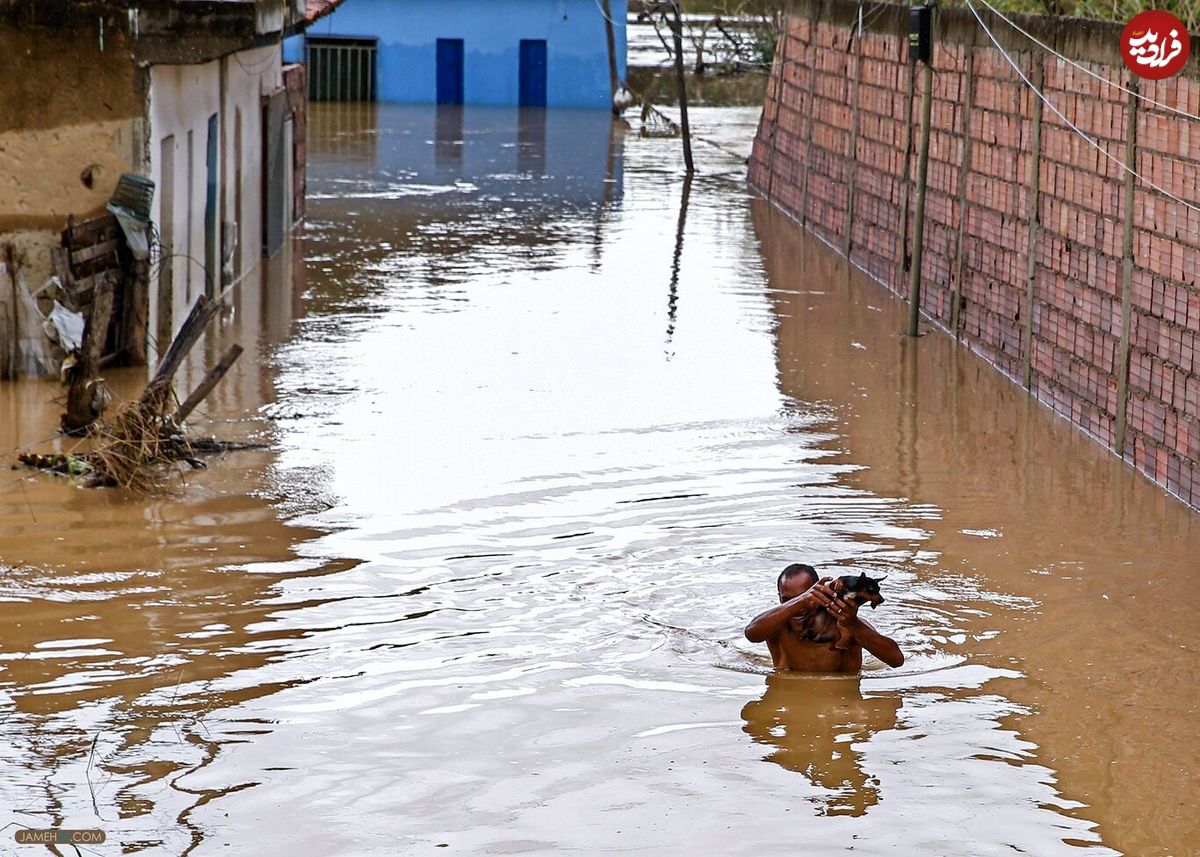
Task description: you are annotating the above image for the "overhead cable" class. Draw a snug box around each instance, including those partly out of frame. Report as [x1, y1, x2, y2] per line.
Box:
[974, 0, 1200, 124]
[965, 0, 1200, 216]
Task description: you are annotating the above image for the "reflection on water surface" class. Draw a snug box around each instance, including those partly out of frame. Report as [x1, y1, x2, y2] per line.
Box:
[0, 103, 1195, 856]
[742, 674, 902, 817]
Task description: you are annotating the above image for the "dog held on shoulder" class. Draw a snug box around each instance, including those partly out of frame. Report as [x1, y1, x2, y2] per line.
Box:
[744, 563, 904, 673]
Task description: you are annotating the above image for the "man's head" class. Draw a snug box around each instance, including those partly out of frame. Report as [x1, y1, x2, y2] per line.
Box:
[777, 563, 818, 602]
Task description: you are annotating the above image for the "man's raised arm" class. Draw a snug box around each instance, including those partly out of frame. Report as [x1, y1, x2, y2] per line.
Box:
[743, 580, 837, 643]
[828, 597, 904, 667]
[849, 619, 904, 667]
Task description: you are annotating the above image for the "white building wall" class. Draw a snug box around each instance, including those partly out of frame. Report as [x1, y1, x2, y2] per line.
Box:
[147, 45, 285, 363]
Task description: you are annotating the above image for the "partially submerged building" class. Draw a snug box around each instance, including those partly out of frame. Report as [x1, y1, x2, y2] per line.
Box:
[290, 0, 628, 108]
[0, 0, 340, 380]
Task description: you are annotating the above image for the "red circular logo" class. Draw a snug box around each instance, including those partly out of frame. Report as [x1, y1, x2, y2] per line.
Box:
[1121, 11, 1190, 80]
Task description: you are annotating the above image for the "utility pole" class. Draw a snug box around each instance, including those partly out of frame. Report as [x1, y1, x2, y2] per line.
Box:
[600, 0, 619, 109]
[641, 0, 695, 174]
[907, 3, 935, 337]
[669, 1, 695, 174]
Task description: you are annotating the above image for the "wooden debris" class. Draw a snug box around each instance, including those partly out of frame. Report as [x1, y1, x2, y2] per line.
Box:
[123, 257, 149, 366]
[28, 295, 253, 493]
[62, 213, 123, 314]
[173, 344, 243, 426]
[62, 279, 115, 434]
[144, 294, 221, 399]
[16, 453, 91, 476]
[58, 211, 146, 365]
[17, 434, 266, 490]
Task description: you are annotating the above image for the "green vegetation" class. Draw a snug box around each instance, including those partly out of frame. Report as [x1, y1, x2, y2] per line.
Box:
[633, 0, 1198, 76]
[943, 0, 1198, 30]
[632, 1, 785, 70]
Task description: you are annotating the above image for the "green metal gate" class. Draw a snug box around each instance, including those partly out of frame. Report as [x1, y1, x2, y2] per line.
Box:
[307, 36, 378, 102]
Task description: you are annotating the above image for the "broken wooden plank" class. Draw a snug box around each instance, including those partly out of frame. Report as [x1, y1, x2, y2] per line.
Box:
[67, 226, 120, 251]
[98, 349, 126, 370]
[69, 269, 118, 299]
[141, 295, 220, 406]
[124, 258, 149, 366]
[173, 344, 243, 425]
[70, 240, 120, 268]
[62, 280, 115, 434]
[50, 246, 73, 290]
[64, 213, 120, 247]
[75, 264, 116, 285]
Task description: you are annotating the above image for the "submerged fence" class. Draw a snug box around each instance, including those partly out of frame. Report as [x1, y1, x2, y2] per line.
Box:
[750, 0, 1200, 509]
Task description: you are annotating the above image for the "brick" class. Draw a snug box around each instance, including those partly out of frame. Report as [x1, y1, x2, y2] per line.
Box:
[752, 12, 1200, 508]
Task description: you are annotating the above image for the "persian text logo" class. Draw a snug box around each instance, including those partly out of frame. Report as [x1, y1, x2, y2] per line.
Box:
[1120, 10, 1190, 80]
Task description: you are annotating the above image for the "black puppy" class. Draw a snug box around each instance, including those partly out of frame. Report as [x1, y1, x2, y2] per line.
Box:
[794, 572, 886, 652]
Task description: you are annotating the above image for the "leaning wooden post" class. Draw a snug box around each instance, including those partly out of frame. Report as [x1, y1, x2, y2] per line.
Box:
[0, 302, 10, 382]
[63, 278, 115, 433]
[1021, 54, 1046, 389]
[907, 4, 935, 337]
[669, 1, 695, 174]
[2, 244, 17, 381]
[140, 294, 221, 407]
[125, 258, 150, 366]
[173, 344, 243, 426]
[1114, 77, 1139, 456]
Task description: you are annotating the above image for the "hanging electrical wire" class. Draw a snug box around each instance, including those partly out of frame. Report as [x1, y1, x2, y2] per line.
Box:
[232, 43, 283, 76]
[964, 0, 1200, 216]
[973, 0, 1200, 124]
[592, 0, 620, 27]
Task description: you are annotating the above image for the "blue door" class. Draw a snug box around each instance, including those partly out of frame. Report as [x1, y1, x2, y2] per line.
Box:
[436, 38, 464, 104]
[204, 112, 219, 295]
[519, 39, 547, 107]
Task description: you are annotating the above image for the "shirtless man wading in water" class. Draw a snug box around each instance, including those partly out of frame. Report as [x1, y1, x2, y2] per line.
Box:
[744, 563, 904, 672]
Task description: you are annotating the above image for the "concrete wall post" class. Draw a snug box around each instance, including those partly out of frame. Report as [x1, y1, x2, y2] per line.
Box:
[1114, 77, 1139, 455]
[897, 61, 917, 293]
[763, 22, 789, 203]
[842, 21, 864, 259]
[907, 50, 934, 336]
[950, 41, 976, 339]
[798, 26, 820, 229]
[1021, 53, 1045, 390]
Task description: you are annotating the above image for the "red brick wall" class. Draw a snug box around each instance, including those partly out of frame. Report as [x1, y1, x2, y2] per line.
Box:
[750, 0, 1200, 509]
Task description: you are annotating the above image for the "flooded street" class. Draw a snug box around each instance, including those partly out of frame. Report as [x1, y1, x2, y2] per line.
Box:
[1, 102, 1198, 856]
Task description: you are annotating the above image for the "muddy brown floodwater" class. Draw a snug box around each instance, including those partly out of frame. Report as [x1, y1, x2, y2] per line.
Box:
[1, 103, 1197, 857]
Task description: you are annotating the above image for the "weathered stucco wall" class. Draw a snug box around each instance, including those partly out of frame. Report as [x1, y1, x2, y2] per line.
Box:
[147, 44, 285, 359]
[750, 0, 1200, 509]
[0, 3, 305, 378]
[149, 59, 221, 349]
[0, 21, 139, 231]
[0, 19, 140, 378]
